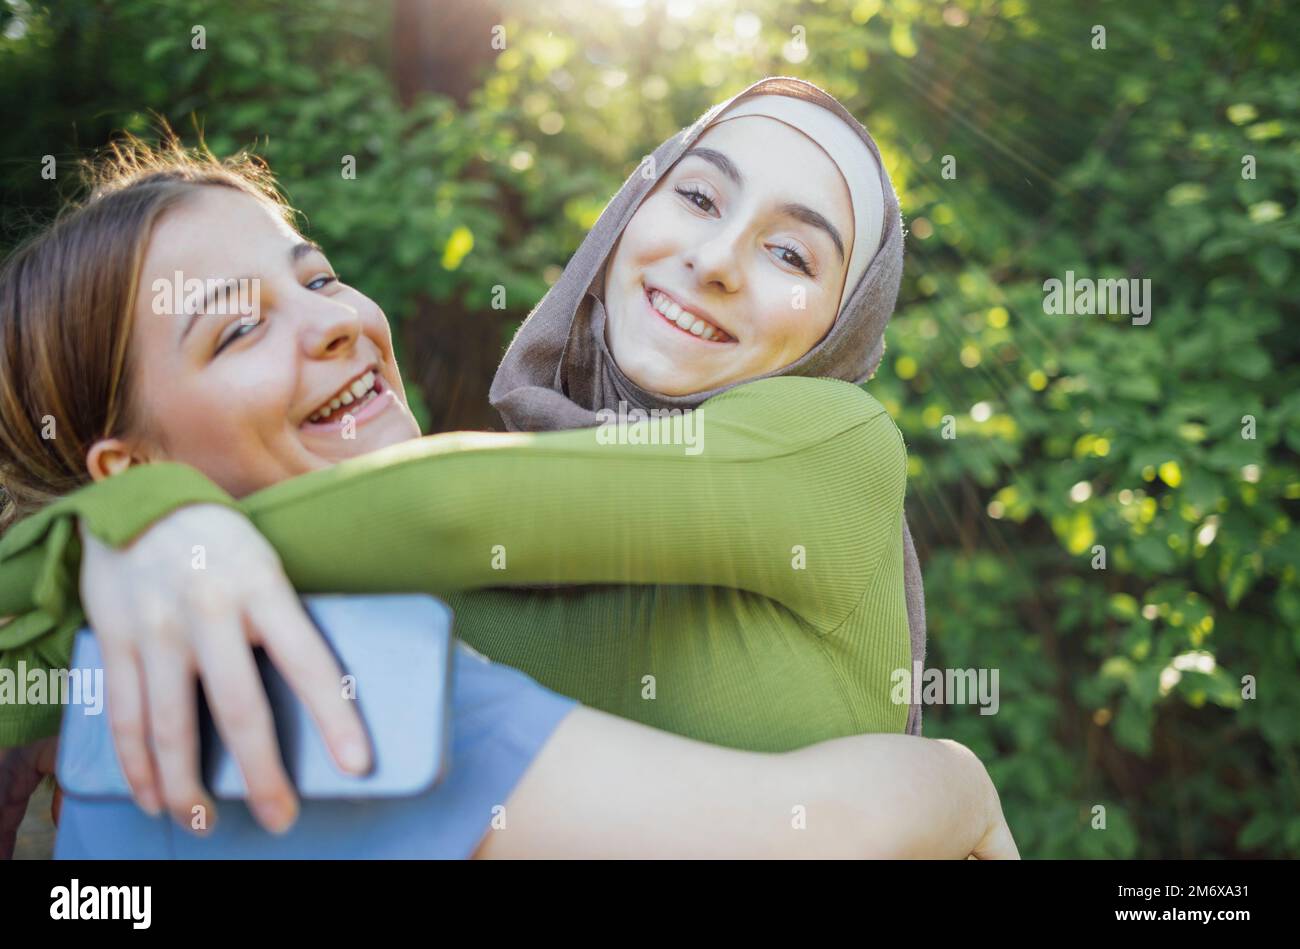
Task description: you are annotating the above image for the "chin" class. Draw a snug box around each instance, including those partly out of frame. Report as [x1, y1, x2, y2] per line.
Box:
[648, 373, 712, 397]
[613, 345, 698, 396]
[355, 421, 420, 453]
[306, 418, 419, 466]
[631, 366, 721, 397]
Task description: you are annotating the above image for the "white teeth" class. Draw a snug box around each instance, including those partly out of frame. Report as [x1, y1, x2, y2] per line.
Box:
[308, 370, 379, 424]
[649, 289, 728, 342]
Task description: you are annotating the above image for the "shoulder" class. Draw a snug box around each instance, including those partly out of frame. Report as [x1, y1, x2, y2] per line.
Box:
[699, 377, 906, 479]
[705, 376, 901, 447]
[703, 376, 891, 429]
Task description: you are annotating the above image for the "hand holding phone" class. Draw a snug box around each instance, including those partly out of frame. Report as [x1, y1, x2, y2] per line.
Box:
[57, 594, 453, 819]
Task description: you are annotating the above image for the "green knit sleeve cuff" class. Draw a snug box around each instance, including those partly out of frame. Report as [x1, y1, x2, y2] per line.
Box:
[0, 462, 237, 650]
[0, 462, 237, 560]
[0, 463, 236, 746]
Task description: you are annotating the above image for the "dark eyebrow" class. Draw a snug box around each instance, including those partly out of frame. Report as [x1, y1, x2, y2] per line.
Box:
[682, 147, 744, 186]
[179, 241, 325, 346]
[681, 147, 845, 266]
[779, 202, 845, 264]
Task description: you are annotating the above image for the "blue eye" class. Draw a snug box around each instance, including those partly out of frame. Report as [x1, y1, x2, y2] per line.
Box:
[215, 319, 259, 355]
[307, 275, 338, 291]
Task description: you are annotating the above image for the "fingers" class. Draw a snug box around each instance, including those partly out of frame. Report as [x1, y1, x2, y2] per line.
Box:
[139, 637, 213, 834]
[192, 615, 299, 834]
[252, 586, 372, 776]
[100, 640, 163, 817]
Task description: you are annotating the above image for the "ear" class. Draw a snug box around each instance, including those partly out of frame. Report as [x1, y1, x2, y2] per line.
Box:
[85, 437, 151, 482]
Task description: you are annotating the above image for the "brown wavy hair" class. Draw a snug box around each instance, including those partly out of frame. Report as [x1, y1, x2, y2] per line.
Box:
[0, 132, 294, 533]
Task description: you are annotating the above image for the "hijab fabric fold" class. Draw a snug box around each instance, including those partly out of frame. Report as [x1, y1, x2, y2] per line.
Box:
[490, 77, 927, 735]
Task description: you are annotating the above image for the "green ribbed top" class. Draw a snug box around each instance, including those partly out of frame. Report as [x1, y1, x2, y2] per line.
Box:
[0, 376, 910, 750]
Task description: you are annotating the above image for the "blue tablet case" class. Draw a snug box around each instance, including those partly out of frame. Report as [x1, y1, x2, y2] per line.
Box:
[56, 593, 453, 801]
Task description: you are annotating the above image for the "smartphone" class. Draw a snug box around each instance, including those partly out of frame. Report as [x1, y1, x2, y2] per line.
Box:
[56, 593, 453, 801]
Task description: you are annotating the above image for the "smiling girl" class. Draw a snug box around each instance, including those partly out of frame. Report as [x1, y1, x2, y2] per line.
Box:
[601, 109, 873, 392]
[0, 80, 984, 858]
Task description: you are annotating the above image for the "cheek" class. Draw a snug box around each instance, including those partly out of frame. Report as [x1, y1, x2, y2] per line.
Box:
[151, 355, 294, 449]
[175, 387, 282, 457]
[364, 304, 388, 333]
[618, 200, 678, 265]
[358, 301, 397, 355]
[752, 285, 838, 357]
[172, 382, 299, 493]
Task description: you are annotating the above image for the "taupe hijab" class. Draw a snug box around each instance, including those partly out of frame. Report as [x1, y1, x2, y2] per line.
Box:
[490, 77, 927, 735]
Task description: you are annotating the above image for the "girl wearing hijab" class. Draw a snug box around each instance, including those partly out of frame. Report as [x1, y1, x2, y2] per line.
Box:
[490, 77, 925, 735]
[0, 80, 991, 857]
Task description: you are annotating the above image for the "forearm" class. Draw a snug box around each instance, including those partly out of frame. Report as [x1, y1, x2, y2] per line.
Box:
[246, 383, 902, 627]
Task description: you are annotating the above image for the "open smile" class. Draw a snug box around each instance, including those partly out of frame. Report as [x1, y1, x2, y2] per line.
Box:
[643, 285, 736, 344]
[300, 366, 397, 431]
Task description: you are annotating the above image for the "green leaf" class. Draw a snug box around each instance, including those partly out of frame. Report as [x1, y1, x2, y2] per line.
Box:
[1255, 246, 1292, 288]
[1238, 813, 1278, 850]
[1132, 534, 1177, 572]
[1181, 469, 1223, 510]
[1113, 697, 1154, 756]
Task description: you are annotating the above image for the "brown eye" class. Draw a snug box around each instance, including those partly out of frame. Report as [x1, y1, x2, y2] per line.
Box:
[772, 243, 814, 277]
[675, 186, 716, 214]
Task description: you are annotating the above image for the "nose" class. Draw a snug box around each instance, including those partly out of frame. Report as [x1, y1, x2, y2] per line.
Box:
[682, 223, 744, 295]
[300, 295, 362, 359]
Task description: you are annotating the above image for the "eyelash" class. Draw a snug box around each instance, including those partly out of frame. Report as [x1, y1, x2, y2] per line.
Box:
[771, 242, 815, 277]
[214, 273, 338, 355]
[675, 185, 716, 214]
[673, 186, 815, 278]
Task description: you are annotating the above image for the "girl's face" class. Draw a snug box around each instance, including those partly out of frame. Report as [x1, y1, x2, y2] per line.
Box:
[603, 116, 854, 396]
[111, 187, 421, 498]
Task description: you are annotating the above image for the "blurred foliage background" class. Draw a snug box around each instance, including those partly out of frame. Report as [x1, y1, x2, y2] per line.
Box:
[2, 0, 1297, 857]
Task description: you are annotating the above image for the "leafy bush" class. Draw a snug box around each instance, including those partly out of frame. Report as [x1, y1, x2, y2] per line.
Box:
[2, 0, 1295, 856]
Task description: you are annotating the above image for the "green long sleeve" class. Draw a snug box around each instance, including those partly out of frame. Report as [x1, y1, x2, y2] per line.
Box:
[0, 376, 910, 749]
[247, 376, 902, 626]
